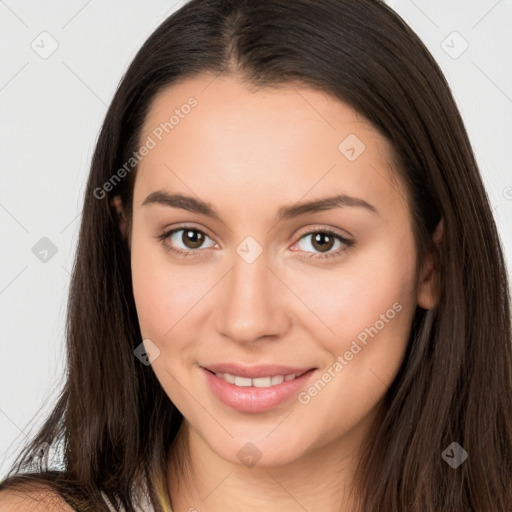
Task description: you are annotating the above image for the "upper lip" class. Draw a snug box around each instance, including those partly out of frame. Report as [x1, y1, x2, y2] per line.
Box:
[202, 363, 315, 379]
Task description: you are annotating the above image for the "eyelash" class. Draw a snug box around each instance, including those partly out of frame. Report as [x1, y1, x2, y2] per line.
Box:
[156, 226, 354, 261]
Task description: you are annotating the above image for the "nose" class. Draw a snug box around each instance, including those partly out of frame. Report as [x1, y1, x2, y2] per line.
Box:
[215, 249, 290, 345]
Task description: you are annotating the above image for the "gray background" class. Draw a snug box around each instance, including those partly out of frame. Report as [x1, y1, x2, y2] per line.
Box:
[1, 0, 511, 476]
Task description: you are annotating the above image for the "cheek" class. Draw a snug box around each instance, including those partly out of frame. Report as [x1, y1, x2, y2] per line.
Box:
[131, 241, 167, 337]
[286, 236, 417, 351]
[130, 236, 202, 404]
[289, 246, 417, 441]
[130, 229, 220, 348]
[130, 228, 185, 339]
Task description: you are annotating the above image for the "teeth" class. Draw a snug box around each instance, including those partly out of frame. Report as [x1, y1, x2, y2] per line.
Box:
[271, 375, 284, 385]
[234, 376, 252, 387]
[253, 377, 271, 388]
[223, 373, 236, 384]
[216, 371, 304, 388]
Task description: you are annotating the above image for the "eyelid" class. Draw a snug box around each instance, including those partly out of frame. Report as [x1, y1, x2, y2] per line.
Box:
[158, 223, 354, 259]
[293, 224, 353, 242]
[289, 226, 354, 257]
[160, 223, 352, 244]
[160, 222, 219, 245]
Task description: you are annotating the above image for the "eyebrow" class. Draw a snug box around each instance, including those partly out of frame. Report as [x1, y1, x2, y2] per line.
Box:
[141, 190, 378, 221]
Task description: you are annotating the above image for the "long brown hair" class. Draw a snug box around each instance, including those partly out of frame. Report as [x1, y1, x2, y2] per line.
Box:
[1, 1, 511, 510]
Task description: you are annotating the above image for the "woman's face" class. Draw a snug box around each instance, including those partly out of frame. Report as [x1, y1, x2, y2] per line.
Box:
[127, 73, 437, 467]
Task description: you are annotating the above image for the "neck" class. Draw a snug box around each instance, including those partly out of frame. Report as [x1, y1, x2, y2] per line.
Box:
[165, 415, 378, 512]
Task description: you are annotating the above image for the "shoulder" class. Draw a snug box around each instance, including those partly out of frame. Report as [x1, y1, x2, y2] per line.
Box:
[0, 483, 75, 512]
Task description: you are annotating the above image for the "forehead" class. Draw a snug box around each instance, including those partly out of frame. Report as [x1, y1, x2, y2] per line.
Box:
[134, 73, 405, 219]
[142, 73, 380, 144]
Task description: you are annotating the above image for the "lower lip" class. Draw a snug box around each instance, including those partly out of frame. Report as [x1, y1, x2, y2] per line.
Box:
[201, 367, 316, 413]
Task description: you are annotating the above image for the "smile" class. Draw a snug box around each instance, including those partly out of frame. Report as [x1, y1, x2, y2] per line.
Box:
[201, 364, 316, 413]
[213, 370, 309, 388]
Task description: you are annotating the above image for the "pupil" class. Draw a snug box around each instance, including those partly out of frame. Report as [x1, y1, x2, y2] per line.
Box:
[183, 230, 204, 249]
[312, 233, 334, 252]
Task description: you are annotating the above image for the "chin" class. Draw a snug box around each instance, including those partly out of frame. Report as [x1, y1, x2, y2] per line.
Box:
[203, 429, 314, 469]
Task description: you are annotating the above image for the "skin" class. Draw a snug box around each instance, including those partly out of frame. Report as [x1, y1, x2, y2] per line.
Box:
[113, 73, 442, 512]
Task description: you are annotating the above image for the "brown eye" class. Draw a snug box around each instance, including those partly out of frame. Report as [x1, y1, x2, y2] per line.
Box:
[181, 229, 205, 249]
[293, 229, 353, 261]
[158, 227, 217, 257]
[310, 232, 336, 253]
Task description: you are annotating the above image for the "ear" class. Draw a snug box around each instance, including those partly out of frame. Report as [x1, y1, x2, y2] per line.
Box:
[417, 218, 444, 310]
[110, 195, 128, 239]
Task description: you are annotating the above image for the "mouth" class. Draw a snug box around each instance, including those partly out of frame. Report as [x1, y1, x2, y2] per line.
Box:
[200, 363, 317, 413]
[203, 368, 310, 388]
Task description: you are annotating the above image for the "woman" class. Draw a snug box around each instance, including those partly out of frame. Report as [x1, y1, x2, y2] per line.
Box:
[1, 0, 511, 511]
